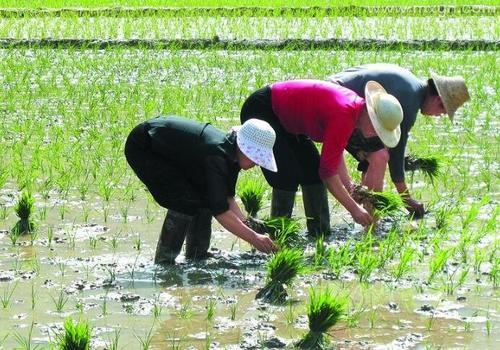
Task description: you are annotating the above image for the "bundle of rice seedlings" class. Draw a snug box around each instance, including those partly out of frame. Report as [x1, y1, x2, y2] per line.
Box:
[11, 191, 36, 236]
[57, 317, 91, 350]
[256, 249, 304, 304]
[405, 155, 440, 181]
[238, 178, 267, 218]
[264, 216, 301, 249]
[297, 288, 347, 349]
[352, 185, 404, 216]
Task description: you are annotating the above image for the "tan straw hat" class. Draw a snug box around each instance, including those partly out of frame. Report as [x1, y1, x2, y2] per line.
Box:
[235, 119, 278, 172]
[430, 71, 470, 121]
[365, 81, 403, 148]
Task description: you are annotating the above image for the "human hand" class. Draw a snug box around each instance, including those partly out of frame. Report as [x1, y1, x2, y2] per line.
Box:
[403, 196, 425, 219]
[251, 234, 278, 254]
[350, 204, 374, 227]
[244, 217, 268, 235]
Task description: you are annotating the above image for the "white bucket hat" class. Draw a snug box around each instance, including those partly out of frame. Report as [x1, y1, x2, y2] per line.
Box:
[365, 81, 403, 148]
[430, 71, 470, 122]
[234, 119, 278, 172]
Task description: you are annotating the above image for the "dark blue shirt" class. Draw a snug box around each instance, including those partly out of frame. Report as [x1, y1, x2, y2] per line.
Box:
[329, 63, 427, 183]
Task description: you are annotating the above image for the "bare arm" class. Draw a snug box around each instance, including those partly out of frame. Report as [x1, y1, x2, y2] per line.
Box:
[227, 196, 247, 221]
[215, 210, 277, 253]
[324, 174, 373, 226]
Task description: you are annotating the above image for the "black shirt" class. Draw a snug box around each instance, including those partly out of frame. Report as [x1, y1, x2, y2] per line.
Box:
[145, 116, 240, 216]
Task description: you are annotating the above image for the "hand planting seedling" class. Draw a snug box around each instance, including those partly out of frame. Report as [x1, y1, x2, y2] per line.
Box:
[11, 191, 36, 237]
[351, 185, 404, 216]
[296, 287, 347, 349]
[256, 248, 304, 304]
[405, 154, 440, 182]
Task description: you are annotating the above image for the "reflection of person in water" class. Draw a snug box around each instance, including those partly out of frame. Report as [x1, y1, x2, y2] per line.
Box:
[124, 116, 278, 265]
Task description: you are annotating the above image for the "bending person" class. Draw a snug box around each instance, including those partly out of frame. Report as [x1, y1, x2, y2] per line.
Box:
[125, 116, 278, 265]
[329, 63, 470, 217]
[240, 79, 403, 234]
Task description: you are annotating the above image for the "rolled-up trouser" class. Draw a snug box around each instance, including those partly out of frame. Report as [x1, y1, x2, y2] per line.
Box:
[240, 86, 322, 191]
[124, 122, 203, 216]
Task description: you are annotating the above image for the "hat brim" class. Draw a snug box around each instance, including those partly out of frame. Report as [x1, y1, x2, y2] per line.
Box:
[365, 81, 401, 148]
[235, 130, 278, 172]
[430, 71, 454, 121]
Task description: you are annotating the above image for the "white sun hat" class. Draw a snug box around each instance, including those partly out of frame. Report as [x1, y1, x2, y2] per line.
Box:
[234, 119, 277, 172]
[365, 81, 404, 148]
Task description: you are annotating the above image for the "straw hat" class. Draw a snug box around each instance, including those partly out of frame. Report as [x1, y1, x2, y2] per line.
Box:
[430, 71, 470, 121]
[235, 119, 278, 172]
[365, 81, 403, 148]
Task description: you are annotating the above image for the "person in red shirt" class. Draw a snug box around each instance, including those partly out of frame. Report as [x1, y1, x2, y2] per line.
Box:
[240, 80, 403, 233]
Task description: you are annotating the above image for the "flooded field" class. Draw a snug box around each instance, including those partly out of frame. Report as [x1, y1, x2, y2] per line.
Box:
[0, 2, 499, 349]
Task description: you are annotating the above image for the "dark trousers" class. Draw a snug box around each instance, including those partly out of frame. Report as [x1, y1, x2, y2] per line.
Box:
[124, 123, 202, 216]
[240, 86, 322, 192]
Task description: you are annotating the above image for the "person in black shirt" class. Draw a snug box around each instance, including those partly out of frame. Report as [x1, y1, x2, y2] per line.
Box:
[125, 116, 278, 264]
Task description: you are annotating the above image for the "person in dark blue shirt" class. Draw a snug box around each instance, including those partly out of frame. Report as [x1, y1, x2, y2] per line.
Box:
[125, 116, 278, 265]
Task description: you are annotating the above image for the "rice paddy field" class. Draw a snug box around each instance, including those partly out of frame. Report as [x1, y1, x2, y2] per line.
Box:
[0, 0, 498, 349]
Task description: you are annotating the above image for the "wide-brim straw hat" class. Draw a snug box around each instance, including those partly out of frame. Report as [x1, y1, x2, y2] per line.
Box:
[430, 71, 470, 122]
[234, 119, 278, 172]
[365, 81, 404, 148]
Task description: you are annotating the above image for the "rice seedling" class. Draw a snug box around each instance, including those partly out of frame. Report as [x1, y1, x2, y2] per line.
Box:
[351, 185, 404, 216]
[1, 281, 18, 309]
[56, 317, 91, 350]
[390, 246, 415, 281]
[11, 191, 36, 237]
[205, 298, 216, 321]
[135, 324, 155, 350]
[327, 241, 353, 279]
[256, 248, 304, 304]
[238, 177, 267, 218]
[0, 204, 7, 220]
[296, 287, 347, 349]
[229, 302, 238, 321]
[51, 289, 70, 313]
[14, 321, 39, 350]
[177, 298, 194, 319]
[264, 216, 302, 249]
[355, 249, 379, 283]
[404, 154, 440, 182]
[106, 329, 121, 350]
[313, 235, 330, 268]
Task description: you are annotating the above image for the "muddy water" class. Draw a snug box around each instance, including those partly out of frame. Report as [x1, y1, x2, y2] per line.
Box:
[0, 191, 498, 349]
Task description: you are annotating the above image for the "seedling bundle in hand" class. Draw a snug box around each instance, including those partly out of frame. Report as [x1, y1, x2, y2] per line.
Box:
[297, 287, 347, 349]
[352, 185, 404, 216]
[11, 191, 36, 236]
[405, 154, 440, 182]
[256, 248, 304, 304]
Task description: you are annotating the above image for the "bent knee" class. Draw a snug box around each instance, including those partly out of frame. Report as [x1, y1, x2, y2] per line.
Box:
[367, 149, 390, 165]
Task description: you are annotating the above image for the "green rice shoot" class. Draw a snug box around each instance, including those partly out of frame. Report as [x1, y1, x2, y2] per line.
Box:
[352, 186, 404, 216]
[264, 216, 302, 248]
[238, 177, 267, 218]
[296, 287, 347, 349]
[256, 248, 304, 304]
[405, 154, 440, 182]
[57, 317, 91, 350]
[11, 191, 36, 236]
